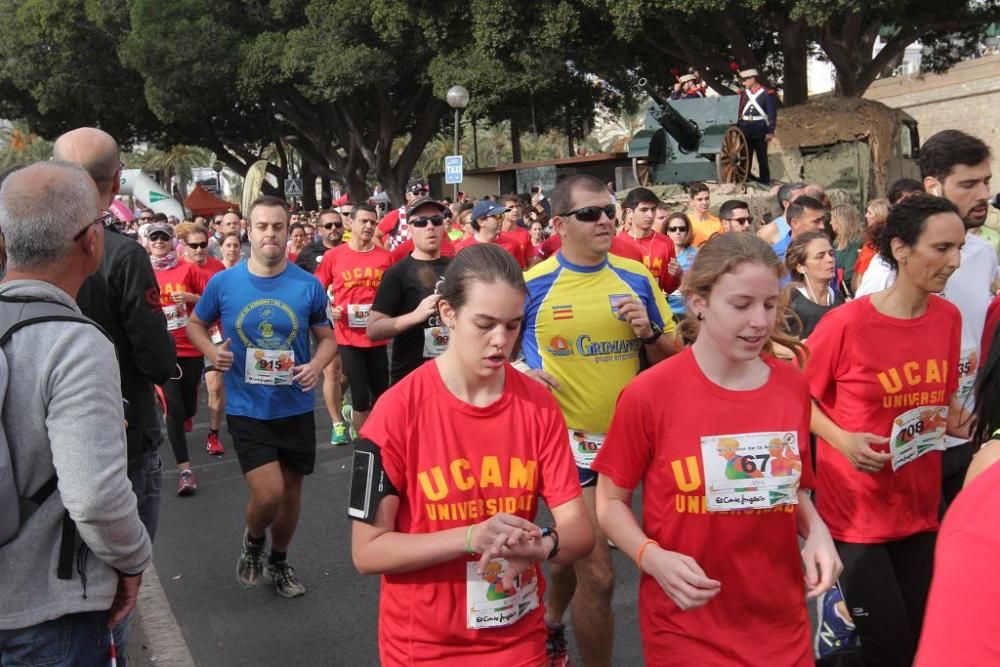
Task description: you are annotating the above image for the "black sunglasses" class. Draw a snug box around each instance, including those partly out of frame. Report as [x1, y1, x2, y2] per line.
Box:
[666, 226, 689, 233]
[73, 212, 114, 241]
[725, 216, 753, 225]
[558, 205, 616, 222]
[322, 222, 343, 229]
[149, 232, 172, 242]
[186, 241, 208, 249]
[410, 215, 444, 228]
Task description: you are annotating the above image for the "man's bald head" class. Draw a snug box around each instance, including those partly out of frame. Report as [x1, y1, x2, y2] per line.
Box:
[52, 128, 120, 206]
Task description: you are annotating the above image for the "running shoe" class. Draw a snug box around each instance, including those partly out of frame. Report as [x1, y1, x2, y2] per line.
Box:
[206, 432, 225, 455]
[814, 584, 859, 660]
[266, 561, 306, 598]
[176, 469, 197, 496]
[237, 530, 265, 588]
[331, 422, 349, 445]
[545, 621, 570, 666]
[341, 402, 358, 439]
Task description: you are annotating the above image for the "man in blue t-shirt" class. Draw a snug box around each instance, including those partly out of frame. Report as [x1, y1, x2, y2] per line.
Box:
[188, 195, 336, 599]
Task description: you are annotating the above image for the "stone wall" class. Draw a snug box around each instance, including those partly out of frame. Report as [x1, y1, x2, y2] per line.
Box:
[865, 55, 1000, 180]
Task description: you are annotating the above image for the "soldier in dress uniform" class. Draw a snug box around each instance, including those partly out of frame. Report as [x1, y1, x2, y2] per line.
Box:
[736, 68, 777, 184]
[671, 72, 707, 100]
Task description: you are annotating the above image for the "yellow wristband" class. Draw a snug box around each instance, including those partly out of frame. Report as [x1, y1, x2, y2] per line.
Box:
[466, 525, 474, 555]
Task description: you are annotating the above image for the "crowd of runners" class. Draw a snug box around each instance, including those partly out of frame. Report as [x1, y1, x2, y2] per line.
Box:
[0, 123, 998, 667]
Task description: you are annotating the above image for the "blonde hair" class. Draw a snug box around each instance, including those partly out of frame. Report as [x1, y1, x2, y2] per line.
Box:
[830, 204, 863, 248]
[679, 232, 808, 367]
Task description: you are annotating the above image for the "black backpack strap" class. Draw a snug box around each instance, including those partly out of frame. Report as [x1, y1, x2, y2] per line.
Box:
[0, 296, 103, 581]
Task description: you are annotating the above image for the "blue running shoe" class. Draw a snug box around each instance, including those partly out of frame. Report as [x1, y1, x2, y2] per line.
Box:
[815, 584, 860, 660]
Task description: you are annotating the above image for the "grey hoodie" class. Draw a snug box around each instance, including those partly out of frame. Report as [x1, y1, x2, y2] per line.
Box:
[0, 280, 152, 629]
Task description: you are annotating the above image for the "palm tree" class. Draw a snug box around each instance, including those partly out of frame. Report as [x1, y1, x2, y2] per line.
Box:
[0, 122, 53, 171]
[124, 144, 213, 199]
[591, 106, 648, 153]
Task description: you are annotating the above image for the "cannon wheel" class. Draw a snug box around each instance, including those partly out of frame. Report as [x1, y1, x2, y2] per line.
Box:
[632, 158, 652, 187]
[716, 126, 750, 185]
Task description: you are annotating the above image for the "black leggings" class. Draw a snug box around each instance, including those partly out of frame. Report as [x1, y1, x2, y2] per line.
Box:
[835, 532, 936, 667]
[163, 356, 204, 465]
[339, 345, 388, 412]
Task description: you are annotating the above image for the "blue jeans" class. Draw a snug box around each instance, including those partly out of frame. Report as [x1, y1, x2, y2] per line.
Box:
[0, 611, 113, 666]
[127, 444, 162, 544]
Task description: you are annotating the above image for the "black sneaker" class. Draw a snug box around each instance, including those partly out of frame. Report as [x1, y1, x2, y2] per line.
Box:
[236, 530, 265, 588]
[266, 560, 306, 598]
[546, 621, 570, 666]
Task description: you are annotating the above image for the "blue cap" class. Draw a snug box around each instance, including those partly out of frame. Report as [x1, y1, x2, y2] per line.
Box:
[471, 200, 508, 223]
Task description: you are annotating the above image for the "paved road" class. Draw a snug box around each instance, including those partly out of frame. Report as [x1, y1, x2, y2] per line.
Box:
[139, 392, 648, 666]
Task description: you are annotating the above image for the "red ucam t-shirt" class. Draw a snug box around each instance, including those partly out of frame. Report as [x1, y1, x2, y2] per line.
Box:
[535, 233, 644, 263]
[805, 295, 961, 543]
[153, 261, 209, 358]
[500, 226, 532, 262]
[915, 457, 1000, 667]
[314, 244, 393, 348]
[360, 361, 581, 666]
[389, 235, 458, 264]
[453, 235, 527, 269]
[189, 255, 226, 283]
[614, 230, 680, 292]
[592, 348, 814, 667]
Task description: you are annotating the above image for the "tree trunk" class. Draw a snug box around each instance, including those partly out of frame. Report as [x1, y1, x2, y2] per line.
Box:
[299, 160, 317, 210]
[778, 20, 809, 105]
[511, 118, 522, 164]
[320, 176, 332, 208]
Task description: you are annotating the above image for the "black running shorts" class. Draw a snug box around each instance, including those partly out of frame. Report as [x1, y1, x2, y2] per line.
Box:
[227, 411, 316, 475]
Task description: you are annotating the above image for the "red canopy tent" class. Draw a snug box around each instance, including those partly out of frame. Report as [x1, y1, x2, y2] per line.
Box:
[184, 185, 239, 217]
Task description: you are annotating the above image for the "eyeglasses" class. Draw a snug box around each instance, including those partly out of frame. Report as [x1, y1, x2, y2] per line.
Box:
[149, 233, 172, 242]
[186, 241, 208, 249]
[73, 212, 114, 241]
[558, 205, 616, 222]
[724, 216, 753, 226]
[666, 226, 689, 233]
[410, 215, 445, 228]
[322, 222, 343, 229]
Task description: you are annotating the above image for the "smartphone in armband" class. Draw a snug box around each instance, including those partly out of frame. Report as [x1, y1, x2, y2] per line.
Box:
[347, 438, 397, 523]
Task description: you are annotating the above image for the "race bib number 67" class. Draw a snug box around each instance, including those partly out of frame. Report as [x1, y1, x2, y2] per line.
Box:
[701, 431, 803, 511]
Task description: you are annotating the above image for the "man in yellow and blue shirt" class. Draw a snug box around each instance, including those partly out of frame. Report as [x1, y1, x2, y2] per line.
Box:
[521, 174, 675, 666]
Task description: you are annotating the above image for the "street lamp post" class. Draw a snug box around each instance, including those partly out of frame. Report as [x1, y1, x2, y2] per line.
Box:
[446, 85, 469, 200]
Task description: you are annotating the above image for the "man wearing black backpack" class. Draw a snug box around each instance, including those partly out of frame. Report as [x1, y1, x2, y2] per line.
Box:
[0, 161, 152, 662]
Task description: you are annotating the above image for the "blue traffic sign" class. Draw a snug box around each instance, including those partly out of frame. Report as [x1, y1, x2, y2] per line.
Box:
[444, 155, 463, 184]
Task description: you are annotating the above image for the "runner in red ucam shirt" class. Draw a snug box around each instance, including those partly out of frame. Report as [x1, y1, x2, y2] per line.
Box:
[806, 195, 970, 667]
[180, 223, 228, 456]
[616, 187, 681, 293]
[593, 233, 839, 666]
[315, 202, 392, 436]
[916, 344, 1000, 667]
[350, 244, 593, 666]
[147, 222, 210, 495]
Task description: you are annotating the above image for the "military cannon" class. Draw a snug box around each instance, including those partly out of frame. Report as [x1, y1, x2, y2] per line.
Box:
[629, 78, 751, 186]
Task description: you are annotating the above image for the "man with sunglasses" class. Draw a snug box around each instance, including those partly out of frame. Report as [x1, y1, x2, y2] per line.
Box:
[719, 199, 754, 233]
[522, 174, 675, 667]
[315, 203, 392, 437]
[293, 208, 350, 444]
[295, 208, 345, 272]
[375, 181, 428, 251]
[454, 200, 528, 268]
[369, 197, 452, 384]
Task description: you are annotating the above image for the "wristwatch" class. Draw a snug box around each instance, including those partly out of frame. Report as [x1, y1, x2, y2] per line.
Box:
[540, 526, 560, 560]
[638, 322, 663, 345]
